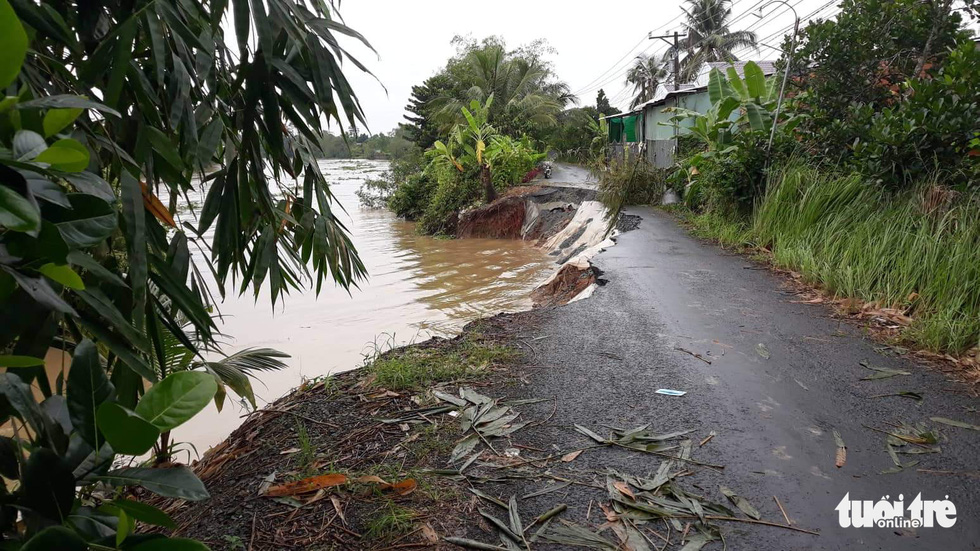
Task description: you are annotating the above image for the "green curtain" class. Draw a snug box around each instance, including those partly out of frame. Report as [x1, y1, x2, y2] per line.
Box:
[622, 115, 639, 142]
[608, 118, 623, 142]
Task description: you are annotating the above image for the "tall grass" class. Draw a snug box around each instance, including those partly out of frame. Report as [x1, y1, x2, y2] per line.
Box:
[695, 161, 980, 354]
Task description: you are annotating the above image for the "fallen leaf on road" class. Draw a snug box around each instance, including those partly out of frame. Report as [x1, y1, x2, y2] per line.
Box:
[612, 481, 635, 499]
[833, 430, 847, 468]
[756, 343, 770, 359]
[931, 417, 980, 431]
[719, 485, 762, 520]
[264, 473, 347, 496]
[561, 450, 583, 462]
[859, 360, 911, 380]
[871, 391, 923, 401]
[330, 495, 346, 525]
[388, 478, 418, 496]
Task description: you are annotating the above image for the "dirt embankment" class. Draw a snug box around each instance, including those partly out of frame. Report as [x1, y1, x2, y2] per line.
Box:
[456, 186, 615, 307]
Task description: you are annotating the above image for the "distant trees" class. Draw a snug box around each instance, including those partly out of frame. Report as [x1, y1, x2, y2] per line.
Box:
[402, 36, 575, 148]
[596, 89, 620, 116]
[626, 53, 670, 108]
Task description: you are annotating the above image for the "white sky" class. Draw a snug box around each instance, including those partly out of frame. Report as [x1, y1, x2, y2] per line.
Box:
[334, 0, 837, 133]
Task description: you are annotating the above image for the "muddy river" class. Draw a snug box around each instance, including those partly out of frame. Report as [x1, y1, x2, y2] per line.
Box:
[173, 159, 554, 451]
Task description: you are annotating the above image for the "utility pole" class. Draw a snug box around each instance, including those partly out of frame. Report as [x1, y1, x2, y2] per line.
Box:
[649, 31, 687, 90]
[758, 1, 799, 156]
[649, 30, 687, 159]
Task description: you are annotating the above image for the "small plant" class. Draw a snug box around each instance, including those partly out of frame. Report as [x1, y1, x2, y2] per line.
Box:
[364, 503, 418, 541]
[222, 534, 246, 550]
[294, 421, 318, 476]
[368, 337, 517, 390]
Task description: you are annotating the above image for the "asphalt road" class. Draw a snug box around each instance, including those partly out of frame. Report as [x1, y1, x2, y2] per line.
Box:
[534, 162, 597, 190]
[498, 207, 980, 550]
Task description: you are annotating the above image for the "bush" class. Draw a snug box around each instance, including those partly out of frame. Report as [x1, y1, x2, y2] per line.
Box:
[848, 42, 980, 189]
[417, 165, 483, 235]
[489, 135, 547, 188]
[597, 152, 668, 219]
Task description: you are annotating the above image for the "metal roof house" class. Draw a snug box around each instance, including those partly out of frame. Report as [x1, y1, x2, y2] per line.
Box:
[608, 61, 777, 167]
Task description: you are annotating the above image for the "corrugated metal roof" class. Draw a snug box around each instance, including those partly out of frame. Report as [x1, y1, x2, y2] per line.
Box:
[637, 60, 777, 110]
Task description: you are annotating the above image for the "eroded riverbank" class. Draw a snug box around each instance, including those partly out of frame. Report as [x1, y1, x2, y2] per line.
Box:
[160, 205, 980, 551]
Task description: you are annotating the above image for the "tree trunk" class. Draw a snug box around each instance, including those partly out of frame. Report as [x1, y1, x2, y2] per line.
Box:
[481, 165, 497, 203]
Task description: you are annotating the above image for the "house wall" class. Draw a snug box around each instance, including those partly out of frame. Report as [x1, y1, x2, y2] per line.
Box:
[643, 91, 713, 141]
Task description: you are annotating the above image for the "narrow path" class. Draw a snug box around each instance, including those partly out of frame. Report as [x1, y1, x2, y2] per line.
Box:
[500, 207, 980, 550]
[533, 162, 597, 190]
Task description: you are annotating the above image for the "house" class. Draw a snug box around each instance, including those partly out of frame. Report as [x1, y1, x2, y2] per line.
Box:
[605, 61, 777, 167]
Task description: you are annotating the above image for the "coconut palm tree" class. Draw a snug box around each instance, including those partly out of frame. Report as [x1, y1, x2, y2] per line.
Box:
[433, 44, 575, 137]
[671, 0, 758, 82]
[626, 53, 671, 108]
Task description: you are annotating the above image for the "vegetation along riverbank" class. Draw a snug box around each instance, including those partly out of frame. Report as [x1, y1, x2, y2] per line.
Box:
[3, 0, 980, 549]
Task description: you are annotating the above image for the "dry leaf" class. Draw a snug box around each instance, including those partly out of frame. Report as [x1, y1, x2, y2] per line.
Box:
[354, 475, 389, 485]
[612, 481, 635, 499]
[140, 181, 176, 227]
[330, 495, 346, 525]
[388, 478, 418, 496]
[264, 473, 347, 496]
[561, 450, 583, 462]
[279, 447, 301, 455]
[420, 523, 439, 543]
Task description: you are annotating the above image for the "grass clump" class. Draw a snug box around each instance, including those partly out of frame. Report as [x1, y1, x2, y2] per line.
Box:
[686, 160, 980, 355]
[363, 503, 417, 541]
[368, 336, 517, 390]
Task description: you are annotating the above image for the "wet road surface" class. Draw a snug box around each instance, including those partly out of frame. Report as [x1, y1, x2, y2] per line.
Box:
[502, 206, 980, 549]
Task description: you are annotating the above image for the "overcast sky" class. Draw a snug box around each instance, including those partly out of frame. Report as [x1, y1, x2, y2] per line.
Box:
[331, 0, 842, 134]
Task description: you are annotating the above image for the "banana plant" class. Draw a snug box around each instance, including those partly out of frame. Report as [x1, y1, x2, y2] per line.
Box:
[426, 96, 501, 202]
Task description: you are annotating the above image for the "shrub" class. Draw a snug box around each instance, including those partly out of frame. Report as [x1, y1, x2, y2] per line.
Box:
[849, 42, 980, 189]
[597, 152, 668, 220]
[417, 165, 483, 235]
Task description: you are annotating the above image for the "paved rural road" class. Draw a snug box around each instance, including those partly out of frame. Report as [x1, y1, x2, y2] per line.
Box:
[534, 162, 597, 190]
[503, 207, 980, 550]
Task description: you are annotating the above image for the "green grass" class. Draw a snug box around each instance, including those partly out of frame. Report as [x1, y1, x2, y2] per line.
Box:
[293, 421, 317, 477]
[368, 336, 517, 390]
[686, 161, 980, 355]
[363, 503, 417, 541]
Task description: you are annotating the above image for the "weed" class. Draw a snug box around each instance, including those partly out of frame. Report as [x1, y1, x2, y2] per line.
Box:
[221, 535, 245, 551]
[368, 336, 517, 390]
[293, 421, 317, 477]
[363, 503, 417, 541]
[687, 160, 980, 354]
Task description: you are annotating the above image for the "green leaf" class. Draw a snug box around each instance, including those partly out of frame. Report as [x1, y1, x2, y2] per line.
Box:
[145, 126, 186, 171]
[726, 67, 748, 100]
[131, 537, 211, 551]
[96, 402, 160, 455]
[931, 417, 980, 431]
[111, 498, 176, 528]
[34, 138, 90, 172]
[708, 69, 732, 104]
[42, 108, 83, 137]
[120, 171, 147, 326]
[47, 193, 116, 248]
[0, 354, 44, 367]
[17, 95, 121, 118]
[67, 339, 114, 447]
[743, 61, 766, 100]
[135, 371, 217, 431]
[97, 466, 210, 501]
[67, 250, 128, 287]
[0, 184, 41, 232]
[0, 0, 27, 89]
[21, 526, 87, 551]
[39, 263, 85, 290]
[20, 448, 75, 521]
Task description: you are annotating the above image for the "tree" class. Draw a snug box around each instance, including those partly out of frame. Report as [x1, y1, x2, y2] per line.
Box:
[626, 53, 670, 108]
[670, 0, 757, 82]
[429, 37, 576, 143]
[403, 73, 453, 149]
[0, 0, 373, 546]
[596, 89, 619, 116]
[784, 0, 968, 158]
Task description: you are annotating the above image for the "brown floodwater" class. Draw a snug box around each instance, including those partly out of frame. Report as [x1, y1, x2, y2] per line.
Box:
[170, 160, 554, 451]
